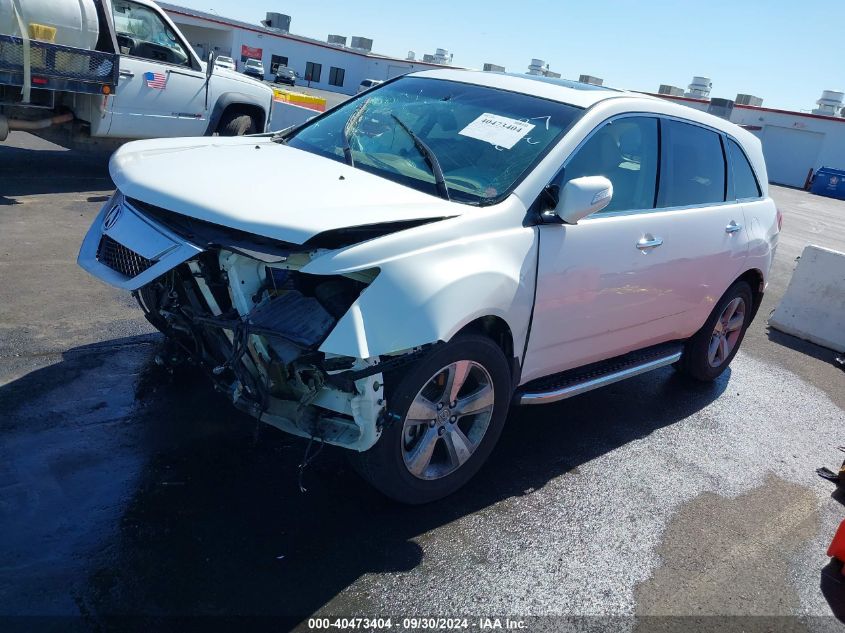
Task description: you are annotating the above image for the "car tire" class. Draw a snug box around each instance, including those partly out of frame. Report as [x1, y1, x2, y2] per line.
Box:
[217, 111, 257, 136]
[679, 280, 753, 382]
[349, 334, 512, 504]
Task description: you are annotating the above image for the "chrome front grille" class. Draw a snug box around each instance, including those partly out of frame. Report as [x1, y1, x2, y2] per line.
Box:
[96, 235, 154, 278]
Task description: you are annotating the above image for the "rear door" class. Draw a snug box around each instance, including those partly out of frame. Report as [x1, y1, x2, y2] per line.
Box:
[521, 115, 748, 383]
[108, 0, 208, 138]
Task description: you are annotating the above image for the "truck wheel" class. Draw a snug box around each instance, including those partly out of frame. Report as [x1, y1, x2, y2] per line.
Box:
[678, 280, 753, 382]
[349, 335, 512, 504]
[217, 111, 257, 136]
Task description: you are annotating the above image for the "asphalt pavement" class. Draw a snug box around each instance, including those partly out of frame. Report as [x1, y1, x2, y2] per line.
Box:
[1, 131, 844, 632]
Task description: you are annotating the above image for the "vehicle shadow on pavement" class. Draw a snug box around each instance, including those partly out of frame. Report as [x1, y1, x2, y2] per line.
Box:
[767, 329, 841, 366]
[0, 336, 729, 626]
[0, 145, 113, 204]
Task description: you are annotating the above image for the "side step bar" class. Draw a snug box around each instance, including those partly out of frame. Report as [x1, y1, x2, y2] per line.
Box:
[517, 343, 683, 405]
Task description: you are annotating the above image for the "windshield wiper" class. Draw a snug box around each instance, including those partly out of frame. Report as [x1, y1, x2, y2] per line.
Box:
[341, 98, 369, 167]
[390, 114, 450, 201]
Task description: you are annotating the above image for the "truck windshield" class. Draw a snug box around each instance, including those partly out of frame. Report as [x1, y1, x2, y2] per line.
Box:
[285, 76, 582, 205]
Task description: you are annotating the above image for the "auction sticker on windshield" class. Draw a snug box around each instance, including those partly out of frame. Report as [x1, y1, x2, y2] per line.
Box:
[458, 113, 535, 149]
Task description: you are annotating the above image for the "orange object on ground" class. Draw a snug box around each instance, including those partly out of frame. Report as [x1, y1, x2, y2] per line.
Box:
[827, 519, 845, 561]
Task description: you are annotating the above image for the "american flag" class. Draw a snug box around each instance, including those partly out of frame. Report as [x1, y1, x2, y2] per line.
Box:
[143, 71, 167, 89]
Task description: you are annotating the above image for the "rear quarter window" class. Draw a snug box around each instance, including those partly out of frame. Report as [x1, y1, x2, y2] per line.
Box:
[727, 138, 761, 199]
[657, 120, 726, 208]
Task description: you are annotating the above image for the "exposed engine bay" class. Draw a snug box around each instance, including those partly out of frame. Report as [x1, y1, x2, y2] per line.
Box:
[85, 197, 436, 452]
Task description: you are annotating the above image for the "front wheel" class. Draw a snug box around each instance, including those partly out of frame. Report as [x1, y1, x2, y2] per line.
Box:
[349, 335, 512, 504]
[216, 111, 257, 136]
[679, 280, 753, 381]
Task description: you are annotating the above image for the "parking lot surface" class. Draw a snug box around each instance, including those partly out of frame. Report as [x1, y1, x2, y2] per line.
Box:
[1, 131, 844, 631]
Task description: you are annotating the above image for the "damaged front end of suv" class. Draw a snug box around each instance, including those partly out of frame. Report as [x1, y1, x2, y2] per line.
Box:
[79, 192, 425, 452]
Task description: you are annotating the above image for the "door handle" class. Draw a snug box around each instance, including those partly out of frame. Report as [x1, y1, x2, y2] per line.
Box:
[636, 235, 663, 251]
[119, 69, 134, 78]
[725, 221, 742, 234]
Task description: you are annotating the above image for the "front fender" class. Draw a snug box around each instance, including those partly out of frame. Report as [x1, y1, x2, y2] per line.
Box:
[311, 224, 538, 360]
[205, 89, 272, 134]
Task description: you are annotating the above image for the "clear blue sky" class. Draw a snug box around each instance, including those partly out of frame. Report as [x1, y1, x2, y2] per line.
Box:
[177, 0, 841, 112]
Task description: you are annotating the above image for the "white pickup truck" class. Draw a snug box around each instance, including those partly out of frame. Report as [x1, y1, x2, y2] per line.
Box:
[0, 0, 275, 148]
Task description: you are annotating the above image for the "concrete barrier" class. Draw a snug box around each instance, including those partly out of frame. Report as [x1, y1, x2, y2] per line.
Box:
[268, 100, 317, 133]
[769, 245, 845, 352]
[272, 88, 327, 112]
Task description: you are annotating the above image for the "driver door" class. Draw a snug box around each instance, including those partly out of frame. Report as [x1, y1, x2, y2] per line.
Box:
[108, 0, 208, 138]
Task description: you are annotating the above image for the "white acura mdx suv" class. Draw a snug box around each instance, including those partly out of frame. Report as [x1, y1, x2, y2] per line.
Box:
[79, 70, 780, 503]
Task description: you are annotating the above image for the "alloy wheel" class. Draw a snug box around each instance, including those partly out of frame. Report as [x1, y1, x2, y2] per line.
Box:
[708, 296, 746, 367]
[401, 360, 495, 480]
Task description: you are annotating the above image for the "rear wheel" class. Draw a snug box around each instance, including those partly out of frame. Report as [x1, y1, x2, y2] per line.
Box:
[679, 281, 752, 381]
[349, 335, 512, 504]
[216, 110, 257, 136]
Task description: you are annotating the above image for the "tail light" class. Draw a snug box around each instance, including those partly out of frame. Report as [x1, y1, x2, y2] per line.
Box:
[776, 206, 783, 231]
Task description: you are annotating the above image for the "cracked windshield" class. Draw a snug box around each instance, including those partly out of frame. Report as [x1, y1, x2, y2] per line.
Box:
[286, 76, 582, 204]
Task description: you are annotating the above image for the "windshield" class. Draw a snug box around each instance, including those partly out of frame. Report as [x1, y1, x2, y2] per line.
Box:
[286, 76, 582, 205]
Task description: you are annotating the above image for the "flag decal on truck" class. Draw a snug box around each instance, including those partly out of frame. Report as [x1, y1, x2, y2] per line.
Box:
[144, 72, 167, 89]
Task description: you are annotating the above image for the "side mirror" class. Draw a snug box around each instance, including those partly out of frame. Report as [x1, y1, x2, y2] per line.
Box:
[206, 51, 216, 80]
[554, 176, 613, 224]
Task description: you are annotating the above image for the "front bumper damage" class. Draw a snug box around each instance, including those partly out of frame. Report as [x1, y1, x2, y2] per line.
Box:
[78, 194, 412, 452]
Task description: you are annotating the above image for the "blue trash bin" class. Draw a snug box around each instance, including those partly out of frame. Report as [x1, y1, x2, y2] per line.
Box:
[810, 167, 845, 201]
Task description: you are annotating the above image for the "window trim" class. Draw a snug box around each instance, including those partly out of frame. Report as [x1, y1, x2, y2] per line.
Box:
[654, 116, 728, 210]
[552, 111, 763, 221]
[305, 61, 323, 83]
[114, 0, 198, 71]
[328, 66, 345, 87]
[724, 134, 764, 202]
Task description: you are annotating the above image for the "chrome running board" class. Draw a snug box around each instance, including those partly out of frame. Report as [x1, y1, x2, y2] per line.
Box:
[517, 344, 683, 405]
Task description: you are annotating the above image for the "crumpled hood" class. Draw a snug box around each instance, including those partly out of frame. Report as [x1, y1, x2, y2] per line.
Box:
[109, 135, 459, 245]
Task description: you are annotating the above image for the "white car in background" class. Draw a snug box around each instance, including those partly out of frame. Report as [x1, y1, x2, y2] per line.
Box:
[78, 70, 780, 503]
[214, 55, 236, 71]
[243, 58, 266, 80]
[357, 78, 383, 93]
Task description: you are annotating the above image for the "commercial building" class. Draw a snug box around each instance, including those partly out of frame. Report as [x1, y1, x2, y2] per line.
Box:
[160, 2, 455, 95]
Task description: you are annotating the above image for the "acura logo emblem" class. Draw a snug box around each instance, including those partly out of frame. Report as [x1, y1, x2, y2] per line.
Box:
[103, 203, 123, 231]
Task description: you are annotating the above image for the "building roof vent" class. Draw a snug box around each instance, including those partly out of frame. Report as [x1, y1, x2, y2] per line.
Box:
[350, 36, 373, 52]
[813, 89, 844, 115]
[686, 76, 712, 99]
[736, 93, 763, 107]
[707, 97, 734, 120]
[579, 74, 603, 86]
[658, 84, 685, 97]
[528, 59, 546, 75]
[261, 12, 290, 32]
[327, 34, 347, 46]
[483, 63, 505, 72]
[431, 48, 451, 64]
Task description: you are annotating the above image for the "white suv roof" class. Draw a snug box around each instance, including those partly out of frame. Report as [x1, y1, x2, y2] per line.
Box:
[411, 69, 624, 109]
[410, 69, 757, 143]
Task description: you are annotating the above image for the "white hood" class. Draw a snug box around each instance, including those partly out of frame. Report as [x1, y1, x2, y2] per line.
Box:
[109, 136, 459, 245]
